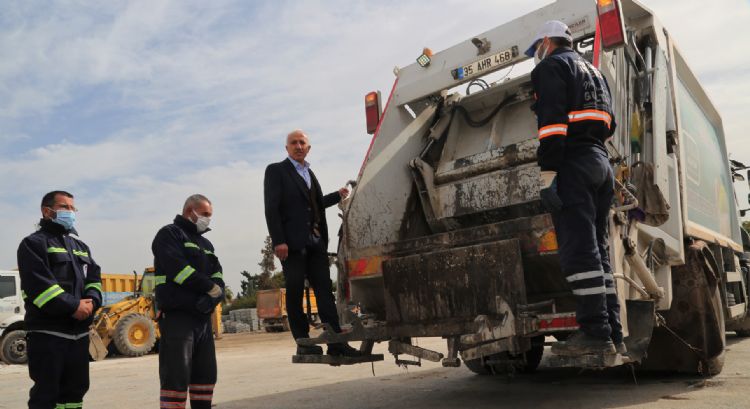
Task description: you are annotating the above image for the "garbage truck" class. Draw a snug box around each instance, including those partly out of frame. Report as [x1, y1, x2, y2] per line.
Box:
[295, 0, 750, 375]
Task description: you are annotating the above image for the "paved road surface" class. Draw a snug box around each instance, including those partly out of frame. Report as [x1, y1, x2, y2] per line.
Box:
[1, 332, 747, 408]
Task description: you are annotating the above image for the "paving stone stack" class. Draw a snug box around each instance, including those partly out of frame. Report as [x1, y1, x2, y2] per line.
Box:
[222, 308, 260, 333]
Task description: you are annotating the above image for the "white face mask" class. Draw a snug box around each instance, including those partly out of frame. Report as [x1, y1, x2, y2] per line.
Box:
[534, 39, 549, 65]
[193, 211, 211, 233]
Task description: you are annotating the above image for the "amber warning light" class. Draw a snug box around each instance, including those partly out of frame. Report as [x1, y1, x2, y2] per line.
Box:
[597, 0, 626, 50]
[365, 91, 382, 135]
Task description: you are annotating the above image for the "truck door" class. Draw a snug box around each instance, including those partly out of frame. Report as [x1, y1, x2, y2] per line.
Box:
[636, 43, 685, 263]
[0, 274, 21, 318]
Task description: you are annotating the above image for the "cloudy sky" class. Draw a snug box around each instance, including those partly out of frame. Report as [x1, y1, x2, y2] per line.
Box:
[2, 0, 749, 292]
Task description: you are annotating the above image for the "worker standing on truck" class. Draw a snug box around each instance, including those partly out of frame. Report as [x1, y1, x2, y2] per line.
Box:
[152, 194, 225, 409]
[526, 20, 624, 356]
[263, 129, 360, 357]
[17, 190, 102, 409]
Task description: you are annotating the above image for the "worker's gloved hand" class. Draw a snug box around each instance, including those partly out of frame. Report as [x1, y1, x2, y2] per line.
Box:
[196, 284, 224, 314]
[539, 171, 563, 213]
[196, 295, 215, 314]
[207, 284, 222, 298]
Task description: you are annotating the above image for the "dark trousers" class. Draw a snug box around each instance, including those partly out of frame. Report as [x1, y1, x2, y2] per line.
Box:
[27, 332, 89, 409]
[552, 148, 622, 341]
[282, 244, 341, 340]
[159, 311, 217, 409]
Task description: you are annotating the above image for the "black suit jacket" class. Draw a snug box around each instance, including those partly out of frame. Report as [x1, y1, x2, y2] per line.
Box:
[264, 158, 341, 251]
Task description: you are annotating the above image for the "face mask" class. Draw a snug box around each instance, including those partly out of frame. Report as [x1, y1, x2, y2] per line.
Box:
[193, 211, 211, 233]
[534, 39, 549, 65]
[52, 209, 76, 230]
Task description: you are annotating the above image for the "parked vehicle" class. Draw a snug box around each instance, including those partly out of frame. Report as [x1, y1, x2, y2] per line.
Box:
[297, 0, 750, 375]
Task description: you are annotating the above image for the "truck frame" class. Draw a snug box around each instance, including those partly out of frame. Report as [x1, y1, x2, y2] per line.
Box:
[295, 0, 750, 375]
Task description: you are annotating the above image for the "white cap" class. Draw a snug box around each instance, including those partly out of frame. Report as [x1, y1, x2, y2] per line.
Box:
[524, 20, 573, 57]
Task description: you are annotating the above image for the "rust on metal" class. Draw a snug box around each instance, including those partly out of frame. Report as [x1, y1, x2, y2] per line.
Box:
[382, 239, 525, 325]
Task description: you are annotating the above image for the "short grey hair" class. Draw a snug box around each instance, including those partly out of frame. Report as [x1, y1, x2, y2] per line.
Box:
[183, 194, 211, 212]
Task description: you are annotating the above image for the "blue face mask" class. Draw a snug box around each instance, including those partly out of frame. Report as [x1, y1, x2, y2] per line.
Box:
[52, 210, 76, 230]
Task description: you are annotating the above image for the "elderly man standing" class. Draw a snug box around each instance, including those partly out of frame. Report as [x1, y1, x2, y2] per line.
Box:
[152, 194, 225, 409]
[264, 129, 359, 357]
[17, 190, 102, 409]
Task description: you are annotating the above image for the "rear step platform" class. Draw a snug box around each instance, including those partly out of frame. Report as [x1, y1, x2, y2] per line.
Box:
[292, 354, 384, 366]
[547, 353, 632, 369]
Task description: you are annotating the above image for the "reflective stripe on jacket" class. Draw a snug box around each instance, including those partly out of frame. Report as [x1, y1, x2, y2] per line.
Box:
[531, 47, 617, 171]
[17, 219, 102, 335]
[152, 215, 225, 316]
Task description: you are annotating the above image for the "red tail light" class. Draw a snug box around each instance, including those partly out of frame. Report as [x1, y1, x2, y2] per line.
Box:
[365, 91, 382, 135]
[596, 0, 626, 50]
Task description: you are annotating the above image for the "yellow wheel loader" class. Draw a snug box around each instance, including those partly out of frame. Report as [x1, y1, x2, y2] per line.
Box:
[89, 268, 159, 361]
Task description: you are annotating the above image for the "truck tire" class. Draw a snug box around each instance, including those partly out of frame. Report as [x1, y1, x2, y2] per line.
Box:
[641, 241, 725, 375]
[0, 330, 28, 365]
[463, 337, 544, 375]
[463, 357, 492, 375]
[736, 329, 750, 337]
[113, 313, 156, 357]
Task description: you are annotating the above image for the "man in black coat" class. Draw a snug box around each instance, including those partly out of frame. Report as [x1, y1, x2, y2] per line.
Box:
[264, 129, 359, 357]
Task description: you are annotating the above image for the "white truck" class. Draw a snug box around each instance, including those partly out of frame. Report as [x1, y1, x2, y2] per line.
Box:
[295, 0, 750, 376]
[0, 270, 27, 365]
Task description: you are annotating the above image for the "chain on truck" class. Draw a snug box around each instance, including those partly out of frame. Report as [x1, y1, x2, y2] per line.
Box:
[293, 0, 750, 375]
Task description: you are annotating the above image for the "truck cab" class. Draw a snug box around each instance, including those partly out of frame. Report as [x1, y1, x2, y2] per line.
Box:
[0, 270, 27, 364]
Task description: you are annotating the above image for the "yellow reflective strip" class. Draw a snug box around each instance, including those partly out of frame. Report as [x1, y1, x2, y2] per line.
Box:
[210, 272, 223, 280]
[84, 282, 102, 292]
[184, 242, 199, 249]
[154, 275, 166, 286]
[33, 285, 65, 308]
[174, 265, 196, 284]
[72, 250, 89, 257]
[46, 247, 67, 254]
[203, 249, 214, 255]
[22, 290, 28, 300]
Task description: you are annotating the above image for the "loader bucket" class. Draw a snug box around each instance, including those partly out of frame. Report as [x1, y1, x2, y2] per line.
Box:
[88, 328, 108, 361]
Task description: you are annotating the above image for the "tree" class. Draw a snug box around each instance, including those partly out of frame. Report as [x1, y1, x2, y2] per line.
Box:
[228, 236, 286, 313]
[239, 270, 256, 297]
[259, 236, 277, 276]
[270, 271, 285, 288]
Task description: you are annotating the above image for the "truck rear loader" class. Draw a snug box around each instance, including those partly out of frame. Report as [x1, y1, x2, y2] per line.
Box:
[295, 0, 750, 375]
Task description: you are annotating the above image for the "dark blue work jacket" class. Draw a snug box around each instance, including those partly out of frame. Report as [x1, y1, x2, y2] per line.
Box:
[531, 47, 617, 171]
[17, 219, 102, 335]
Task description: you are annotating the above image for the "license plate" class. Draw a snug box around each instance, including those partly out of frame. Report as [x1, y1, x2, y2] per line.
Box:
[451, 46, 519, 81]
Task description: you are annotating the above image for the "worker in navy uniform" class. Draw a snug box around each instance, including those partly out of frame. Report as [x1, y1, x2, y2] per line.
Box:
[525, 20, 624, 355]
[264, 129, 360, 357]
[152, 194, 225, 409]
[17, 190, 102, 409]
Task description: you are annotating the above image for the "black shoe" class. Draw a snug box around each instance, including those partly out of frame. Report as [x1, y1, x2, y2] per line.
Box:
[296, 345, 323, 355]
[551, 331, 616, 356]
[327, 343, 362, 357]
